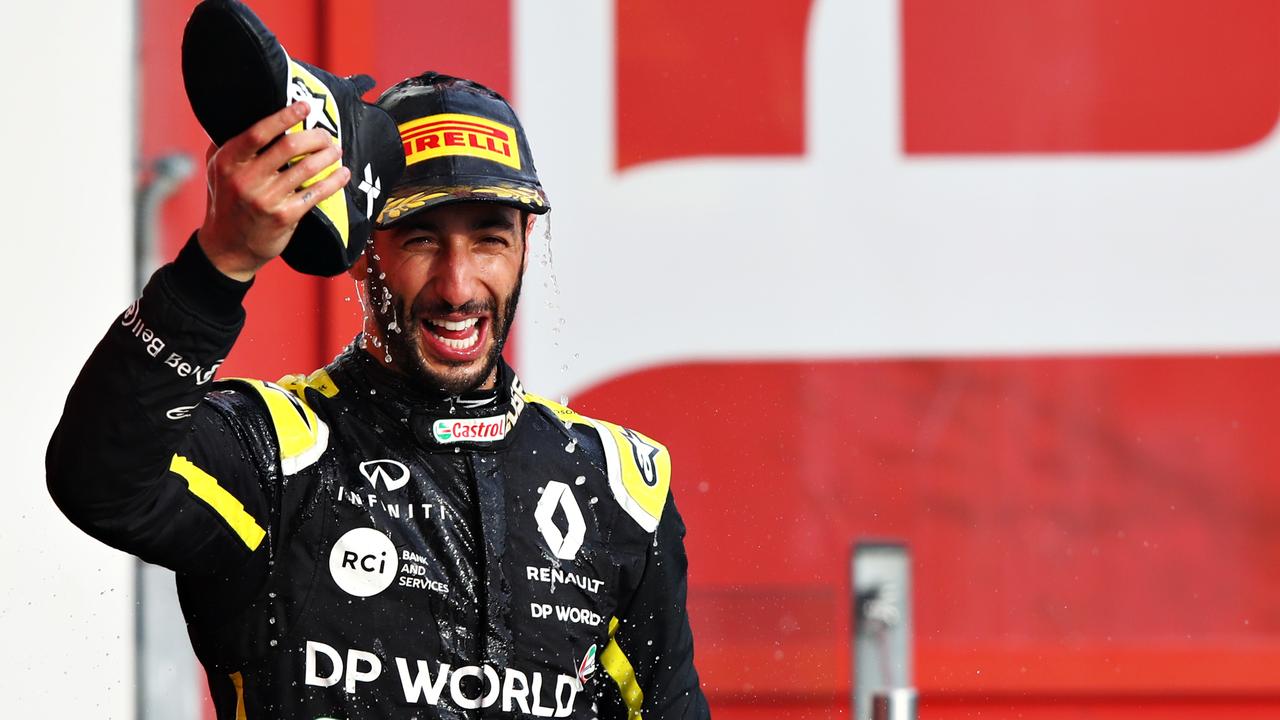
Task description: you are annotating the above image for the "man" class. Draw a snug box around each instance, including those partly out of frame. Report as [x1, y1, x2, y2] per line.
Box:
[48, 72, 709, 719]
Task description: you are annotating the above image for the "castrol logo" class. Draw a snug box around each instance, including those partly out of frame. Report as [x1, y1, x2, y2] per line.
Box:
[432, 415, 509, 444]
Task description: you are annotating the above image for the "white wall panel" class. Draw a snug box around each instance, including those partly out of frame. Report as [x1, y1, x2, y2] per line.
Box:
[0, 3, 135, 717]
[515, 0, 1280, 403]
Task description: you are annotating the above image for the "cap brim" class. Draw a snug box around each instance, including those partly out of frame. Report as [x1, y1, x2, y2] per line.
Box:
[376, 181, 550, 228]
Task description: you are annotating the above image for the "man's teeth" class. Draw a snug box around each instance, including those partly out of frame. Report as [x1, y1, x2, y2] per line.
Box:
[428, 318, 479, 332]
[437, 334, 479, 350]
[426, 317, 481, 350]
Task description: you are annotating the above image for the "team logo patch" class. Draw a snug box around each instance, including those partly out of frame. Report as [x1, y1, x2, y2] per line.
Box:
[358, 459, 412, 492]
[399, 113, 522, 170]
[328, 527, 398, 597]
[535, 481, 586, 560]
[433, 415, 509, 444]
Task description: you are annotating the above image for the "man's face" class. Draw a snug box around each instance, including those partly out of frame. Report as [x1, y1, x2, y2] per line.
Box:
[356, 202, 533, 395]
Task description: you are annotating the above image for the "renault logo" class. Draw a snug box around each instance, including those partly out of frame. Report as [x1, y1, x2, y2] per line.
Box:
[535, 481, 586, 561]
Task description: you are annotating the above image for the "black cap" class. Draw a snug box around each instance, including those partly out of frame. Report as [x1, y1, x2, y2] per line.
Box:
[374, 72, 549, 227]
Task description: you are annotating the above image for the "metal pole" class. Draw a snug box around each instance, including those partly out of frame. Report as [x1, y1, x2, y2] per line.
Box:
[871, 688, 918, 720]
[134, 153, 195, 294]
[133, 152, 196, 720]
[852, 541, 917, 720]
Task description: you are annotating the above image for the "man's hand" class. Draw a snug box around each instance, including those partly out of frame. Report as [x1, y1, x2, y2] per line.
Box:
[197, 101, 351, 281]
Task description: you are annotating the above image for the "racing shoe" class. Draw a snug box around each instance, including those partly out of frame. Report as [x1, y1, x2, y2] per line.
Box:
[181, 0, 405, 276]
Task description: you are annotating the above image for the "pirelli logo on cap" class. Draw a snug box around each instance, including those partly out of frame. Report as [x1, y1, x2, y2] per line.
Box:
[399, 113, 521, 170]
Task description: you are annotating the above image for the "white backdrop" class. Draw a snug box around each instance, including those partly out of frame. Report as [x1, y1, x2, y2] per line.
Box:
[514, 0, 1280, 401]
[0, 3, 135, 717]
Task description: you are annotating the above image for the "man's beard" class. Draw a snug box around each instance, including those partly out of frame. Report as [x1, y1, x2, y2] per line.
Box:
[372, 271, 522, 396]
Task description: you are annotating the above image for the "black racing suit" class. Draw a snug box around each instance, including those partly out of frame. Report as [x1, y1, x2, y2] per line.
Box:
[47, 236, 710, 719]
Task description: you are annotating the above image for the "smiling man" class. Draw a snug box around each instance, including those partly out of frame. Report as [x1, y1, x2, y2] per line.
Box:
[370, 202, 527, 396]
[48, 72, 709, 719]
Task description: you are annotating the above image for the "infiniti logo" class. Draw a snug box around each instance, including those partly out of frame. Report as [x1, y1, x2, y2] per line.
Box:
[358, 459, 411, 492]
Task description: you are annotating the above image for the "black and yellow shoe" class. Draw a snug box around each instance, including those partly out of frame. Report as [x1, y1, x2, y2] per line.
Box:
[181, 0, 405, 276]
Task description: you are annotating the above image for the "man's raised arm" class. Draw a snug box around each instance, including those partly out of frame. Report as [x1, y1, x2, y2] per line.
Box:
[46, 103, 349, 574]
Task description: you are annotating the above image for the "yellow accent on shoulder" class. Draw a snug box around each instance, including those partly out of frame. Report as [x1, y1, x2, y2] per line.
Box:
[170, 455, 265, 551]
[526, 394, 671, 533]
[225, 377, 330, 475]
[596, 420, 671, 531]
[278, 367, 340, 399]
[234, 379, 320, 459]
[602, 617, 643, 719]
[525, 393, 593, 426]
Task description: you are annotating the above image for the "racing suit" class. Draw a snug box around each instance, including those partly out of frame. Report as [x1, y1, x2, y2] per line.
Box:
[47, 235, 710, 719]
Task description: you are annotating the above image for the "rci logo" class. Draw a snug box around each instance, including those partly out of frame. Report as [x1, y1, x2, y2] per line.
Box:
[359, 458, 411, 492]
[328, 527, 398, 597]
[535, 481, 585, 561]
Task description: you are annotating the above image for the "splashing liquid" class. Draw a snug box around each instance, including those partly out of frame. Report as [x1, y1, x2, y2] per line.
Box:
[353, 273, 373, 352]
[534, 215, 581, 391]
[354, 246, 402, 365]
